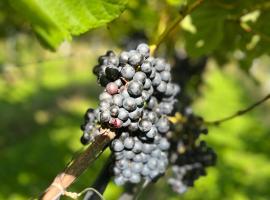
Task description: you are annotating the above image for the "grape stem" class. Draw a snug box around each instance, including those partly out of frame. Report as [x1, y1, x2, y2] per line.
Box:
[39, 128, 115, 200]
[150, 0, 204, 55]
[205, 93, 270, 126]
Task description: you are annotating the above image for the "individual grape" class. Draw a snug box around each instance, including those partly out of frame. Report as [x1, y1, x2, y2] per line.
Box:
[156, 117, 170, 134]
[141, 153, 150, 163]
[149, 170, 159, 179]
[128, 51, 143, 66]
[142, 110, 149, 119]
[129, 108, 142, 121]
[100, 110, 111, 123]
[99, 75, 110, 86]
[142, 143, 154, 154]
[114, 176, 126, 186]
[124, 137, 135, 149]
[114, 79, 123, 87]
[128, 122, 139, 132]
[105, 66, 120, 81]
[151, 149, 161, 158]
[124, 150, 135, 159]
[106, 82, 118, 95]
[108, 56, 119, 66]
[149, 67, 156, 79]
[116, 159, 129, 170]
[146, 126, 158, 139]
[84, 108, 95, 119]
[152, 73, 161, 86]
[143, 78, 152, 90]
[109, 118, 123, 128]
[141, 90, 151, 101]
[158, 161, 167, 173]
[121, 64, 135, 80]
[119, 51, 129, 64]
[160, 71, 171, 82]
[147, 158, 158, 170]
[122, 118, 131, 127]
[156, 81, 167, 93]
[106, 50, 115, 57]
[147, 96, 158, 109]
[135, 96, 144, 107]
[127, 81, 143, 97]
[113, 166, 121, 175]
[112, 94, 123, 107]
[133, 154, 143, 162]
[136, 43, 150, 58]
[155, 58, 166, 72]
[141, 62, 152, 74]
[111, 139, 124, 152]
[133, 71, 147, 84]
[141, 165, 150, 176]
[123, 97, 137, 111]
[158, 138, 170, 150]
[119, 132, 129, 140]
[99, 92, 112, 101]
[165, 83, 175, 96]
[121, 89, 130, 98]
[159, 102, 174, 115]
[132, 140, 143, 153]
[130, 173, 141, 183]
[139, 119, 152, 132]
[80, 133, 91, 145]
[131, 162, 143, 173]
[100, 100, 111, 111]
[123, 168, 132, 178]
[173, 84, 181, 96]
[110, 105, 119, 117]
[118, 108, 129, 121]
[147, 111, 158, 123]
[98, 65, 107, 75]
[83, 123, 93, 132]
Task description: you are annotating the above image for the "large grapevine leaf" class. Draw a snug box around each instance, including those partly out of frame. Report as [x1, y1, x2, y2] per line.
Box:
[184, 3, 228, 57]
[9, 0, 127, 50]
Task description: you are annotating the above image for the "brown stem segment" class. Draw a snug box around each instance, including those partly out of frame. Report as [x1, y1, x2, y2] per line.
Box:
[205, 93, 270, 126]
[40, 129, 116, 200]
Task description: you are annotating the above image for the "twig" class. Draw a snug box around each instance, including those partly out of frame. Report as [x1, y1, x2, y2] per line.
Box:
[39, 128, 116, 200]
[150, 0, 204, 55]
[205, 93, 270, 125]
[83, 155, 113, 200]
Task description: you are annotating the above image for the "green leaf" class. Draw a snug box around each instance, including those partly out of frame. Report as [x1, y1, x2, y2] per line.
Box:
[184, 3, 227, 57]
[9, 0, 127, 50]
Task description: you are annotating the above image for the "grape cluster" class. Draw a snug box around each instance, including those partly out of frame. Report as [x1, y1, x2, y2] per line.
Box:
[168, 111, 217, 194]
[80, 43, 180, 185]
[80, 43, 216, 192]
[168, 141, 216, 193]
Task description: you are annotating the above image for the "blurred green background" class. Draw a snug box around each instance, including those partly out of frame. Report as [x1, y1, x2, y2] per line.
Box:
[1, 0, 270, 200]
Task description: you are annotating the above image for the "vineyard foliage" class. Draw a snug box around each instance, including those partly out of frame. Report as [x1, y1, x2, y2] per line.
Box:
[0, 0, 270, 200]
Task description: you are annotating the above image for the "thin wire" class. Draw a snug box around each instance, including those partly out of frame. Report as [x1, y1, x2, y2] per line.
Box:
[205, 93, 270, 125]
[51, 182, 105, 200]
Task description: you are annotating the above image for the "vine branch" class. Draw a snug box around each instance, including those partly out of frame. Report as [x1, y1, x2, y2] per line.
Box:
[205, 93, 270, 125]
[83, 155, 113, 200]
[39, 128, 116, 200]
[150, 0, 204, 55]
